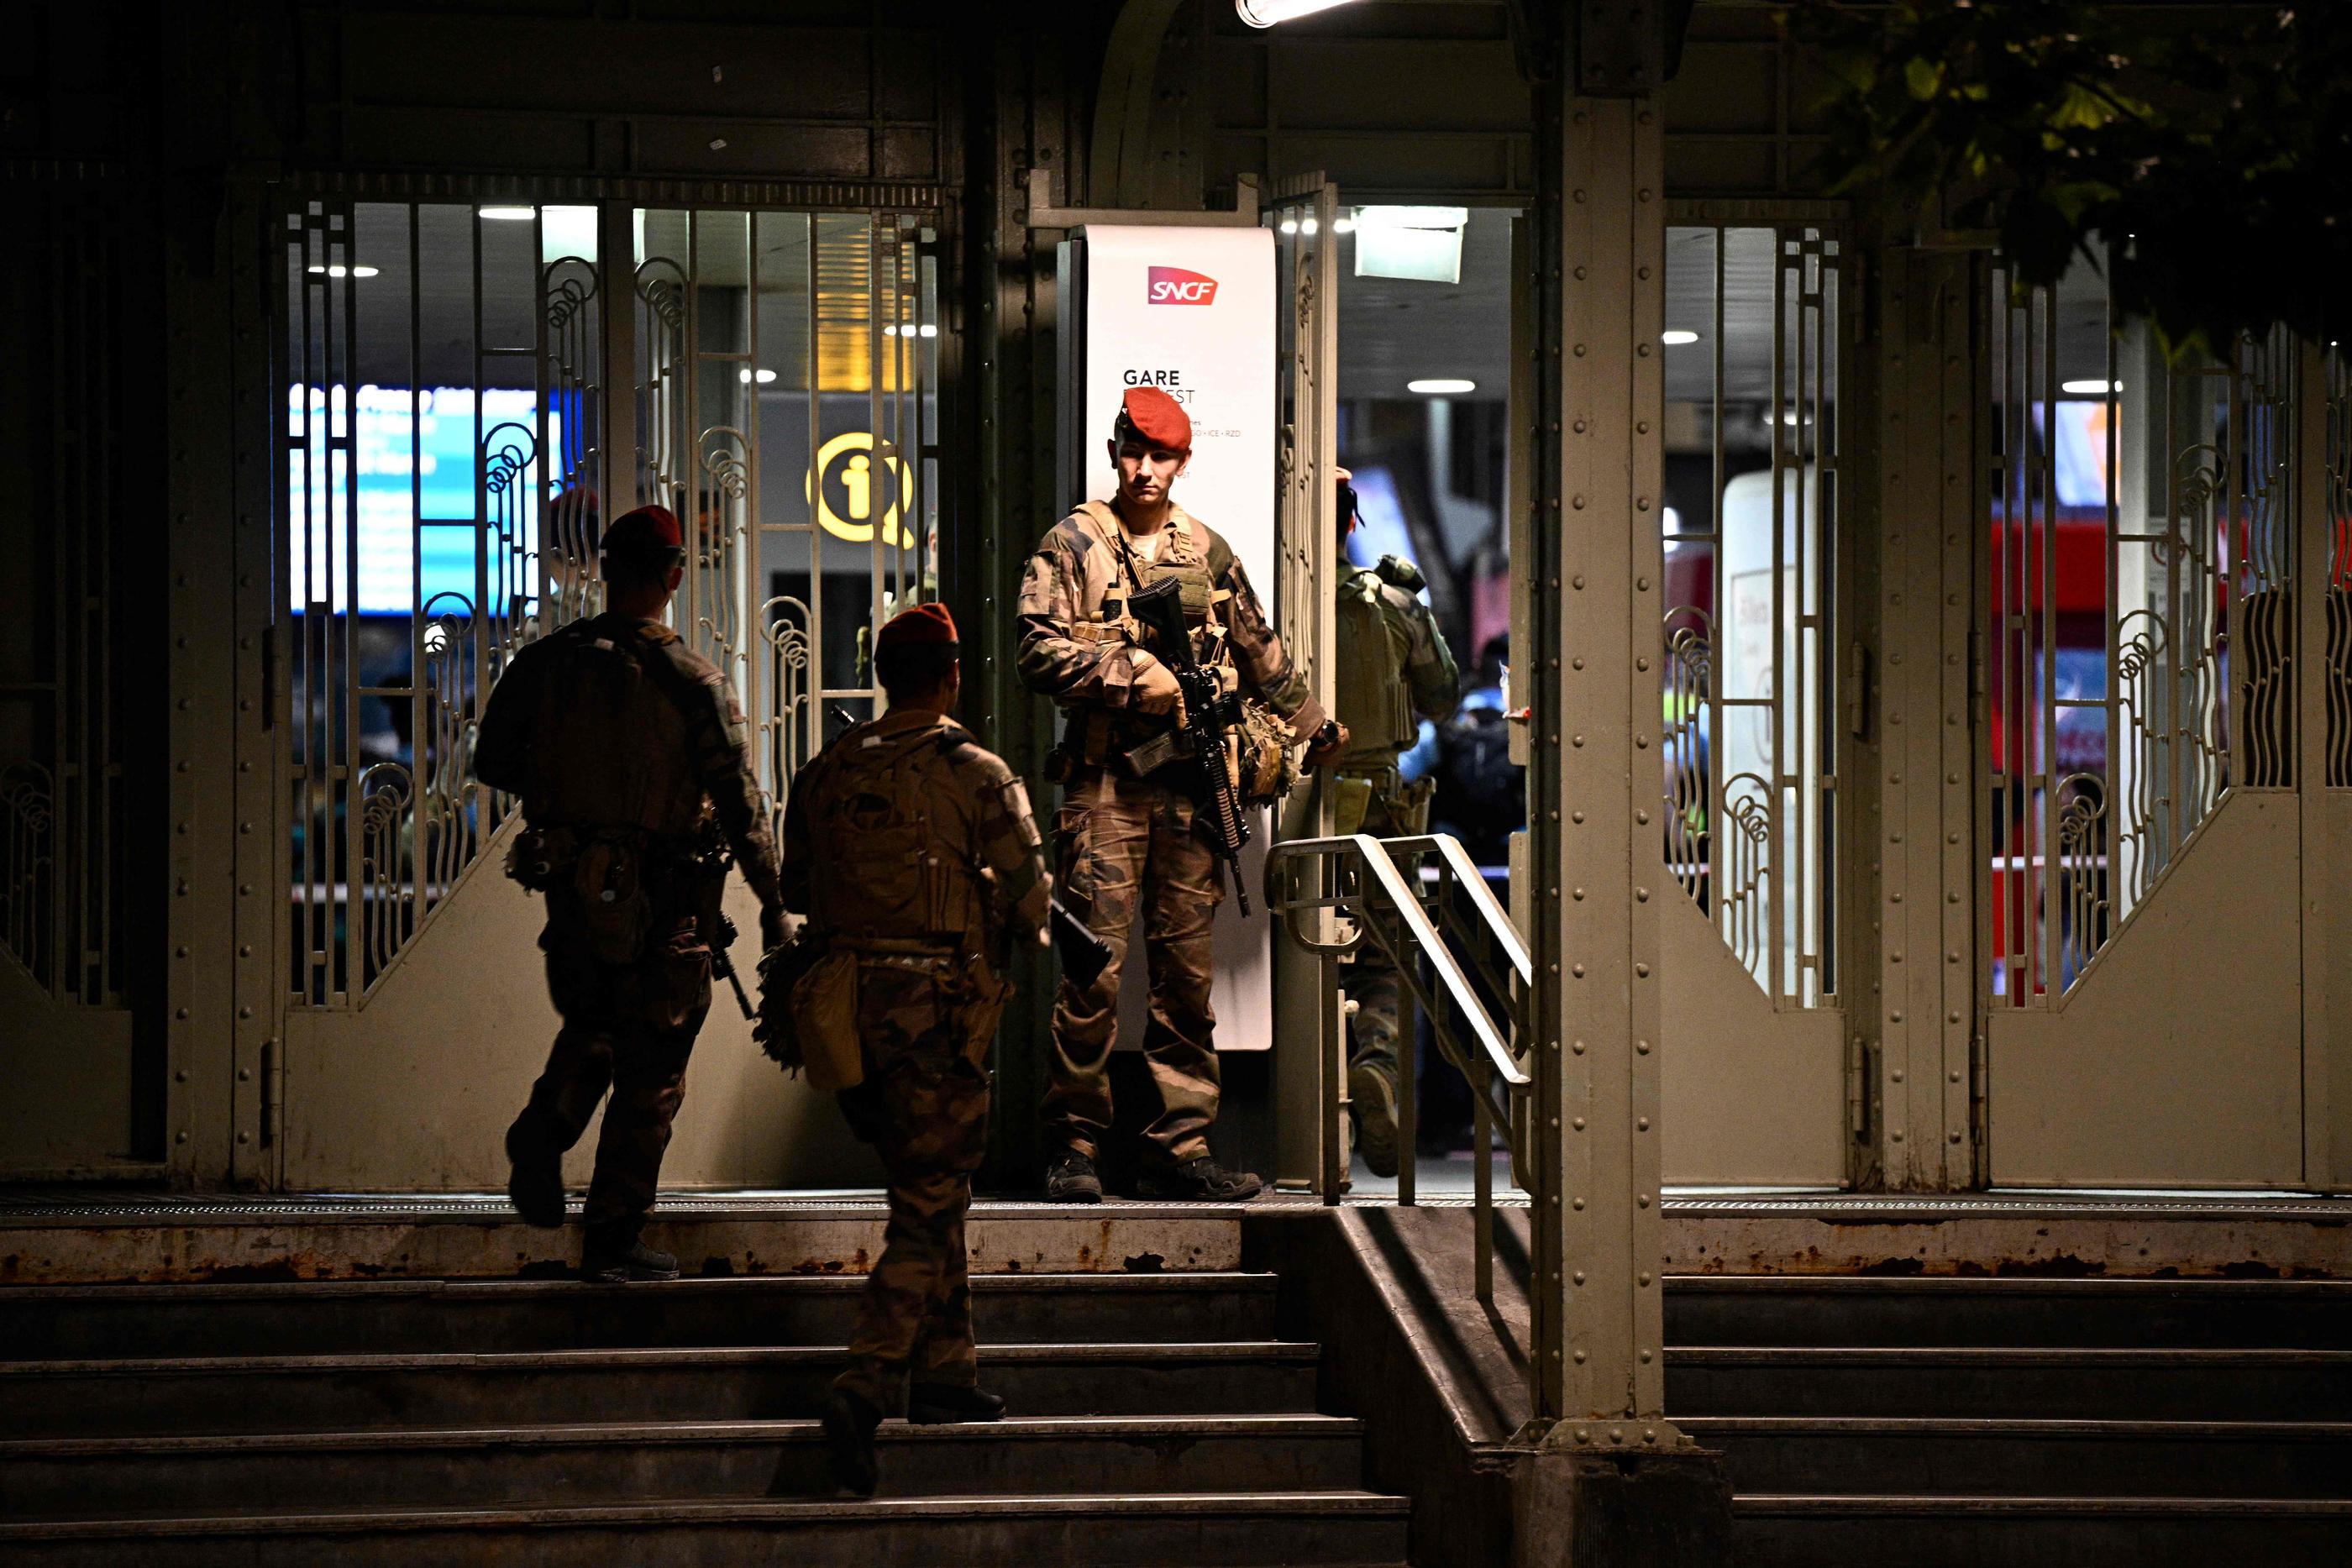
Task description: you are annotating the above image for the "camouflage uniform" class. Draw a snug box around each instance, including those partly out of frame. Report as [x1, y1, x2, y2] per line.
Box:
[780, 708, 1051, 1409]
[1016, 502, 1326, 1166]
[474, 611, 782, 1238]
[1333, 558, 1460, 1084]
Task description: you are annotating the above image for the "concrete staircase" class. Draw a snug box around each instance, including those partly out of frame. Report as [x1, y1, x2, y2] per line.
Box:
[1669, 1277, 2352, 1567]
[0, 1270, 1410, 1565]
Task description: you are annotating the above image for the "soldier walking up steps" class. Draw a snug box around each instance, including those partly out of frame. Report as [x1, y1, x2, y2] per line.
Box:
[774, 602, 1053, 1498]
[474, 503, 786, 1283]
[1017, 386, 1347, 1204]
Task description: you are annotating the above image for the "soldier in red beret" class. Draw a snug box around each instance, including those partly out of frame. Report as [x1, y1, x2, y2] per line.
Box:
[1016, 388, 1347, 1203]
[777, 599, 1053, 1496]
[474, 503, 786, 1283]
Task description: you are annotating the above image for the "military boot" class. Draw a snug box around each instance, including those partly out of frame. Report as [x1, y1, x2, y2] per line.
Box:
[503, 1114, 567, 1229]
[908, 1383, 1007, 1424]
[1136, 1153, 1263, 1202]
[822, 1386, 885, 1498]
[580, 1227, 680, 1283]
[1043, 1149, 1103, 1204]
[1348, 1061, 1401, 1179]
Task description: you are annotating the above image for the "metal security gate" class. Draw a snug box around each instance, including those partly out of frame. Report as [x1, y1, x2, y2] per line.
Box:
[1654, 218, 1848, 1185]
[1977, 256, 2352, 1188]
[262, 195, 937, 1190]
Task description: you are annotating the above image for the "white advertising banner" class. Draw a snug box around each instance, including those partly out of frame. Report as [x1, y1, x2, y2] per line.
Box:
[1064, 224, 1278, 1051]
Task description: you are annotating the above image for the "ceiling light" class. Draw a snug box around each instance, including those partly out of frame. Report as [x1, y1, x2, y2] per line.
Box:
[738, 368, 778, 385]
[1235, 0, 1365, 26]
[1301, 217, 1319, 236]
[1332, 215, 1355, 234]
[919, 323, 937, 338]
[1407, 378, 1477, 396]
[479, 206, 535, 222]
[2061, 378, 2119, 395]
[1279, 218, 1299, 235]
[1661, 330, 1699, 345]
[305, 265, 380, 279]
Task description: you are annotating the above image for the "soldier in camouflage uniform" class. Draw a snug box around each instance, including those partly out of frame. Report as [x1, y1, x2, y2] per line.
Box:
[1017, 387, 1345, 1204]
[780, 601, 1053, 1498]
[1330, 469, 1460, 1178]
[475, 504, 786, 1283]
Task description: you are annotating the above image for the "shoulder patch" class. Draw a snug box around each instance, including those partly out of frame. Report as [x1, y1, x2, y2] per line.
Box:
[1375, 553, 1426, 592]
[632, 621, 683, 646]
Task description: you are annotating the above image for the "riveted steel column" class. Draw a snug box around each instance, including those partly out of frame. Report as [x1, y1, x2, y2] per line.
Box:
[1527, 73, 1682, 1440]
[2297, 338, 2338, 1188]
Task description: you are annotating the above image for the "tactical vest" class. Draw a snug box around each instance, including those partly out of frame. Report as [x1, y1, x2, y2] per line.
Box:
[1335, 565, 1418, 763]
[1061, 501, 1238, 768]
[520, 617, 705, 840]
[802, 720, 985, 950]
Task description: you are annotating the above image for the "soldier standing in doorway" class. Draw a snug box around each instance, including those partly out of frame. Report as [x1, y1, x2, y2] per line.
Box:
[1330, 469, 1460, 1177]
[1017, 386, 1347, 1204]
[775, 602, 1053, 1497]
[475, 504, 786, 1283]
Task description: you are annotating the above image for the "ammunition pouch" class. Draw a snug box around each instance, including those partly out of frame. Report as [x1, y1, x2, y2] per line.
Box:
[505, 824, 580, 894]
[791, 941, 865, 1092]
[1334, 767, 1432, 836]
[1332, 774, 1376, 837]
[572, 833, 655, 965]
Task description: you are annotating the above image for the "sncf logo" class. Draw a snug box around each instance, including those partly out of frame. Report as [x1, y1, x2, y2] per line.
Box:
[1147, 266, 1219, 306]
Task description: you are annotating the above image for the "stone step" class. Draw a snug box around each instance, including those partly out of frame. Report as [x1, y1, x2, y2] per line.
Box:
[1687, 1417, 2352, 1498]
[1732, 1494, 2352, 1568]
[1666, 1277, 2352, 1350]
[0, 1272, 1280, 1359]
[0, 1413, 1367, 1515]
[0, 1342, 1325, 1438]
[1670, 1346, 2352, 1420]
[0, 1491, 1415, 1568]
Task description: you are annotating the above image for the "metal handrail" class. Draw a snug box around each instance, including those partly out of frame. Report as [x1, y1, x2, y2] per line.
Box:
[1266, 831, 1535, 1320]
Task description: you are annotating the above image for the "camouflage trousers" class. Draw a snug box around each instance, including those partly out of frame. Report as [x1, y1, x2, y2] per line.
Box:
[1341, 784, 1411, 1084]
[511, 885, 713, 1235]
[1046, 764, 1223, 1166]
[835, 963, 990, 1408]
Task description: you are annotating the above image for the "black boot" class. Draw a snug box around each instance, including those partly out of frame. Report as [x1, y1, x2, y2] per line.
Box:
[1135, 1154, 1263, 1202]
[1043, 1149, 1103, 1204]
[504, 1116, 567, 1229]
[822, 1387, 884, 1498]
[908, 1382, 1006, 1424]
[580, 1227, 679, 1283]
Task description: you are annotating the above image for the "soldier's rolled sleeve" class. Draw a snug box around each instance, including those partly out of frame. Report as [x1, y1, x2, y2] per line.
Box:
[686, 669, 784, 909]
[1219, 556, 1328, 742]
[1016, 541, 1142, 709]
[470, 643, 540, 794]
[1406, 602, 1462, 723]
[778, 769, 816, 916]
[976, 771, 1053, 944]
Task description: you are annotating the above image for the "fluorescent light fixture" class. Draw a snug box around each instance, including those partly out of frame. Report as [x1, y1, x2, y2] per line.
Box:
[479, 206, 536, 222]
[1279, 218, 1299, 235]
[2061, 378, 2120, 395]
[1661, 329, 1700, 345]
[540, 205, 599, 265]
[1235, 0, 1364, 26]
[738, 368, 779, 385]
[1300, 217, 1319, 236]
[1353, 205, 1469, 286]
[919, 323, 937, 338]
[1407, 378, 1477, 396]
[305, 265, 380, 279]
[1332, 215, 1355, 234]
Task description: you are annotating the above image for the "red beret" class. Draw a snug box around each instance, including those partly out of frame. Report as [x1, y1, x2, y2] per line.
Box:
[1115, 386, 1192, 454]
[601, 504, 683, 555]
[876, 600, 958, 650]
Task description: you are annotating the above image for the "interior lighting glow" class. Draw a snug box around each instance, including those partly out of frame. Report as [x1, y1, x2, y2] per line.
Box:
[305, 265, 381, 279]
[2060, 378, 2120, 395]
[1301, 217, 1320, 235]
[1332, 215, 1356, 233]
[1661, 329, 1700, 345]
[1279, 218, 1300, 235]
[479, 206, 536, 222]
[1407, 378, 1477, 396]
[738, 368, 779, 385]
[1235, 0, 1366, 26]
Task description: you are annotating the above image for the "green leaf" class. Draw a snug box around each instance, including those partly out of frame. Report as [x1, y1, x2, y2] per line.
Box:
[1904, 57, 1946, 99]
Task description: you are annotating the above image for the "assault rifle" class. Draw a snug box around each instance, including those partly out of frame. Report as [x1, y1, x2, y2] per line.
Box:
[713, 913, 755, 1020]
[1126, 575, 1253, 916]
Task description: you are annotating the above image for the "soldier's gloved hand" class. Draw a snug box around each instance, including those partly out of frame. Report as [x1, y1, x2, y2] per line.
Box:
[1130, 650, 1184, 716]
[1304, 719, 1349, 769]
[759, 905, 790, 952]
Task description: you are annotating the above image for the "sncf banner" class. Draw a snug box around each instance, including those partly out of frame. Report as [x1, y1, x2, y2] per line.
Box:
[1058, 223, 1278, 1052]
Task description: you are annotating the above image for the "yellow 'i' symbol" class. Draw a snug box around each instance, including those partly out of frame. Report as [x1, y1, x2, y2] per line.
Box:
[843, 454, 872, 522]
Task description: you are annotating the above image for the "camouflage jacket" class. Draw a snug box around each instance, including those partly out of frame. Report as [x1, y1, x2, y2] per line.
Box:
[778, 708, 1051, 962]
[473, 612, 782, 909]
[1015, 501, 1328, 747]
[1335, 558, 1461, 769]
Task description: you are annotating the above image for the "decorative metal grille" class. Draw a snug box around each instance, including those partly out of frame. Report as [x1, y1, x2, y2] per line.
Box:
[2329, 345, 2352, 789]
[631, 210, 937, 826]
[276, 201, 599, 1006]
[2, 196, 127, 1007]
[1981, 259, 2307, 1004]
[1659, 225, 1840, 1006]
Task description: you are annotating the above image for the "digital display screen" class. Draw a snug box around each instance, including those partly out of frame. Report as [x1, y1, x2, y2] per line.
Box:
[286, 386, 557, 615]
